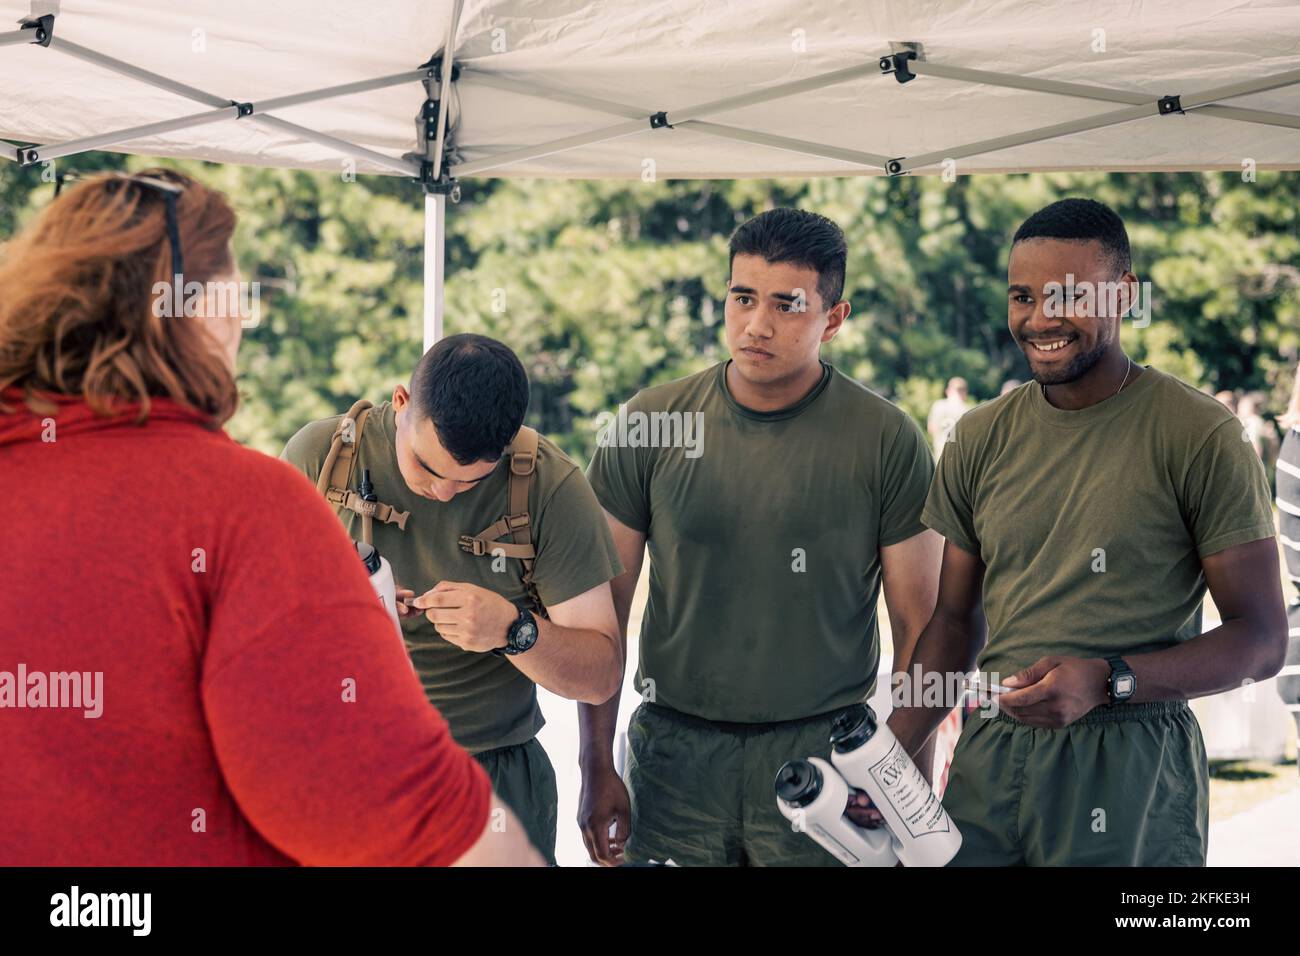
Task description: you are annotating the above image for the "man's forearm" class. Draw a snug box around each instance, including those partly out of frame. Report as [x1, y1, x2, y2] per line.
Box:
[579, 695, 623, 772]
[579, 562, 637, 773]
[1123, 616, 1287, 704]
[578, 622, 630, 771]
[887, 612, 983, 756]
[511, 619, 621, 704]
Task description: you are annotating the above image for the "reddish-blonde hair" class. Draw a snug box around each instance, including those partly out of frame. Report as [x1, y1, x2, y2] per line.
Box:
[0, 167, 239, 425]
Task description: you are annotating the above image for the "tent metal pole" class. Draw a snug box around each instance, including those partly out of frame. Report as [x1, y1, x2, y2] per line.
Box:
[255, 69, 428, 113]
[459, 68, 658, 120]
[252, 115, 420, 176]
[47, 36, 419, 174]
[675, 61, 881, 123]
[50, 37, 231, 108]
[685, 120, 891, 170]
[453, 118, 649, 177]
[909, 61, 1147, 103]
[0, 29, 36, 47]
[52, 37, 422, 114]
[23, 105, 243, 164]
[452, 59, 881, 177]
[431, 0, 464, 180]
[0, 139, 20, 162]
[896, 102, 1157, 173]
[909, 60, 1300, 131]
[416, 0, 463, 349]
[454, 77, 895, 172]
[1180, 65, 1300, 109]
[423, 191, 445, 351]
[1197, 105, 1300, 131]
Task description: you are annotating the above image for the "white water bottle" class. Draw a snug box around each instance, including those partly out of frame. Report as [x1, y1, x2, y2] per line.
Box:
[829, 704, 962, 867]
[775, 758, 898, 867]
[355, 541, 403, 640]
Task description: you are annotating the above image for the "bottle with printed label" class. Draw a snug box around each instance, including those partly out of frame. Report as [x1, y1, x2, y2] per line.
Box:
[829, 704, 962, 867]
[355, 540, 403, 640]
[774, 758, 898, 867]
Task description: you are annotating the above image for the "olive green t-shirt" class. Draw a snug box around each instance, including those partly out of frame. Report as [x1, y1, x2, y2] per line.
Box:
[282, 402, 622, 754]
[586, 361, 934, 723]
[921, 367, 1276, 680]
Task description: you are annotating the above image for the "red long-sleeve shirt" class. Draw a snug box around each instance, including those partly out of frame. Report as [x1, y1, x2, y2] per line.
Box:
[0, 390, 490, 865]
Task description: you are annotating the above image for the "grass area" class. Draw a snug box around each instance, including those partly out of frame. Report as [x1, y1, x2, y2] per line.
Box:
[1209, 757, 1298, 821]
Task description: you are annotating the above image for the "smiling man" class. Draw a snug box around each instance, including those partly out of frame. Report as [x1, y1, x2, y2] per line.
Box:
[578, 208, 942, 866]
[883, 198, 1288, 866]
[282, 333, 623, 864]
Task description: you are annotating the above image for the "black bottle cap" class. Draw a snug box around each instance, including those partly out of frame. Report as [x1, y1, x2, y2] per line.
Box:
[774, 759, 823, 807]
[830, 703, 877, 753]
[359, 468, 377, 502]
[355, 540, 381, 575]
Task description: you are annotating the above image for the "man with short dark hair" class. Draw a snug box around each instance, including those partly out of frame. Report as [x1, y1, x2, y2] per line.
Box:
[283, 333, 624, 864]
[579, 208, 942, 866]
[884, 198, 1288, 865]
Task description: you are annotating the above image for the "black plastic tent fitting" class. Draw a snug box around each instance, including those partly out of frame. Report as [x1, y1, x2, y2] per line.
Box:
[421, 57, 461, 84]
[420, 161, 459, 200]
[881, 51, 917, 84]
[885, 158, 906, 176]
[649, 111, 673, 130]
[1157, 95, 1184, 115]
[23, 14, 54, 47]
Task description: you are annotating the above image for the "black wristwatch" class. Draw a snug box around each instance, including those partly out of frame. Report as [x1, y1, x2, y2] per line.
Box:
[1105, 655, 1136, 703]
[493, 607, 539, 657]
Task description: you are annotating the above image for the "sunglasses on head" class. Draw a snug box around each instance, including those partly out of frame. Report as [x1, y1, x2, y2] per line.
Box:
[54, 170, 185, 278]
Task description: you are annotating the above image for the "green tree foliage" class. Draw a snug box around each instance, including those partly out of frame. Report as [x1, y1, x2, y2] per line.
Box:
[2, 155, 1296, 463]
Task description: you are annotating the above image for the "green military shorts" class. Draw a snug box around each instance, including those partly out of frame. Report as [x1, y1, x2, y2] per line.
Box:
[474, 737, 558, 866]
[622, 701, 860, 866]
[942, 699, 1209, 866]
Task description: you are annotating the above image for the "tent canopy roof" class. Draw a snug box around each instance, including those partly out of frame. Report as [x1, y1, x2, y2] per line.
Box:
[1, 0, 1298, 180]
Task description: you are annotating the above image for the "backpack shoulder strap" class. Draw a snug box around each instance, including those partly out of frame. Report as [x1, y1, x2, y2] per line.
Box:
[457, 425, 546, 616]
[316, 399, 373, 498]
[506, 425, 538, 518]
[315, 399, 410, 544]
[506, 426, 544, 615]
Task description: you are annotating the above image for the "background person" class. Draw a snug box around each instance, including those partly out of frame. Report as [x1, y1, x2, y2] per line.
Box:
[0, 169, 542, 866]
[1215, 389, 1239, 415]
[928, 377, 973, 458]
[1239, 390, 1280, 478]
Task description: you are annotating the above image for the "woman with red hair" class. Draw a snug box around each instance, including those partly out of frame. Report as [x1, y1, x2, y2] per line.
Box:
[0, 168, 542, 866]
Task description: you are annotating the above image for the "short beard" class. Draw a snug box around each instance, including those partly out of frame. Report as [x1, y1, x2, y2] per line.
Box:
[1027, 335, 1110, 386]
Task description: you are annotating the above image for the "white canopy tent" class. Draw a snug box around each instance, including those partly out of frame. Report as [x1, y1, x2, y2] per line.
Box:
[1, 0, 1298, 349]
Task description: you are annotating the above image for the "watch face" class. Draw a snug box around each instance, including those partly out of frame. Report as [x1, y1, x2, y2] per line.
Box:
[1114, 674, 1136, 698]
[508, 613, 538, 654]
